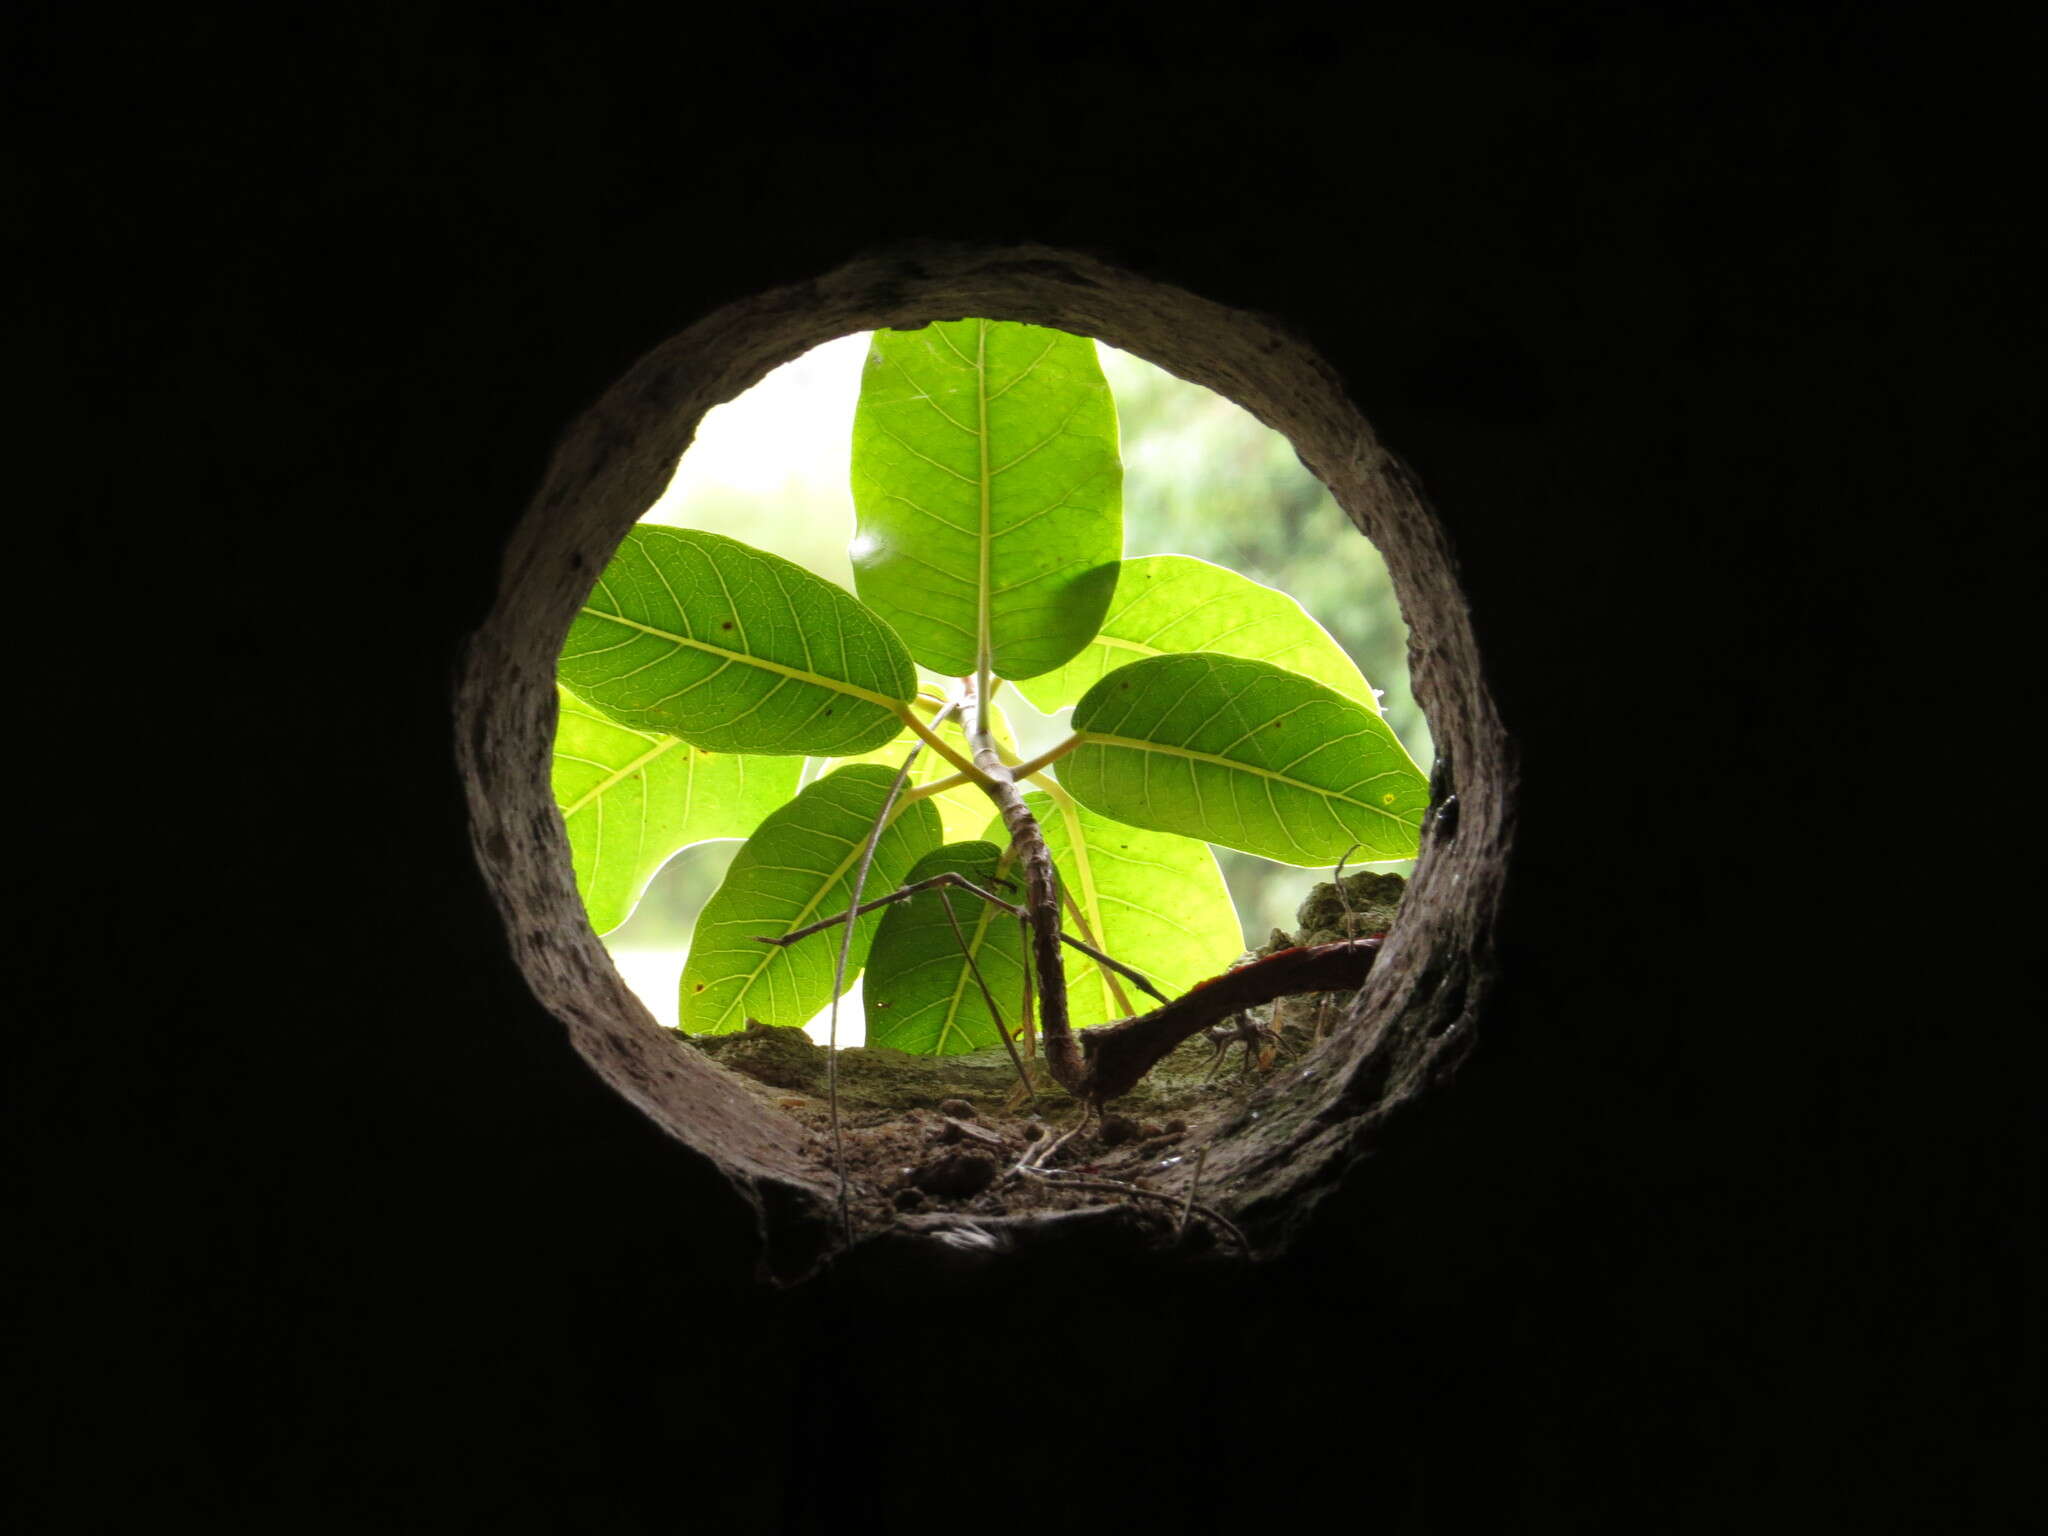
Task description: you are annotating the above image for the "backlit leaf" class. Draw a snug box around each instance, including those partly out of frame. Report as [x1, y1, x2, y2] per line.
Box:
[677, 765, 943, 1034]
[863, 842, 1028, 1056]
[551, 684, 802, 934]
[851, 319, 1121, 680]
[1013, 554, 1379, 714]
[1063, 653, 1428, 866]
[989, 789, 1242, 1027]
[562, 526, 914, 756]
[824, 699, 1014, 843]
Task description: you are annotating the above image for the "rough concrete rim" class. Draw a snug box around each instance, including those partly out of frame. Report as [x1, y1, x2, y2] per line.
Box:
[455, 242, 1516, 1279]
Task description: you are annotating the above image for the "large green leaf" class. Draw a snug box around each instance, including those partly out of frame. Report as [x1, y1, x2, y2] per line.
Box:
[1063, 653, 1429, 866]
[863, 842, 1028, 1056]
[678, 765, 943, 1034]
[1013, 554, 1380, 714]
[850, 319, 1122, 680]
[992, 789, 1242, 1028]
[561, 526, 915, 756]
[551, 684, 802, 935]
[823, 699, 1013, 843]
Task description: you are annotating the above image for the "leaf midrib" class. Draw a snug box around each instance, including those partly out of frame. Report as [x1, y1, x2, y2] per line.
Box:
[934, 845, 1015, 1054]
[1073, 731, 1413, 828]
[561, 734, 683, 817]
[975, 320, 992, 683]
[697, 795, 918, 1033]
[1041, 786, 1133, 1019]
[577, 606, 906, 713]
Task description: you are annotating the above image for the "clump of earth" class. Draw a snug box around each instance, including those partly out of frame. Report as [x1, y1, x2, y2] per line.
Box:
[677, 868, 1404, 1233]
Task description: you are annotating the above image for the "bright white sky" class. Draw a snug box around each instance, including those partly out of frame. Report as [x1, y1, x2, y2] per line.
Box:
[659, 332, 870, 498]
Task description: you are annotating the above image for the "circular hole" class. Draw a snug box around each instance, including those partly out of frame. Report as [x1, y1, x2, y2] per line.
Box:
[457, 247, 1513, 1275]
[581, 333, 1430, 1045]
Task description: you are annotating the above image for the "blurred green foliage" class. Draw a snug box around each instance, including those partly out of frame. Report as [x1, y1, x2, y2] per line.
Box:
[598, 334, 1427, 986]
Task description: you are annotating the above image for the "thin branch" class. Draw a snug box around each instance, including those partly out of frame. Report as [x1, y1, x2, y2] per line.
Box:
[1061, 924, 1167, 1006]
[1331, 840, 1362, 929]
[1013, 1106, 1094, 1175]
[957, 683, 1085, 1092]
[755, 873, 1169, 1008]
[936, 887, 1035, 1102]
[824, 699, 960, 1247]
[755, 871, 1018, 945]
[1016, 910, 1036, 1056]
[1058, 884, 1137, 1017]
[1013, 1164, 1248, 1253]
[1177, 1147, 1210, 1239]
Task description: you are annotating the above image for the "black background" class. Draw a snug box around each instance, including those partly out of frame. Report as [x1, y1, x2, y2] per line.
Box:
[10, 4, 2036, 1530]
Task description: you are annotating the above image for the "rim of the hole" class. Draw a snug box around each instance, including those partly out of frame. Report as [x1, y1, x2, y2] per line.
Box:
[457, 242, 1515, 1275]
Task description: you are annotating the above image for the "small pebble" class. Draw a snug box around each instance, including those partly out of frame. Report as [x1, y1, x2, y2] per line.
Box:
[1097, 1114, 1141, 1147]
[912, 1151, 998, 1199]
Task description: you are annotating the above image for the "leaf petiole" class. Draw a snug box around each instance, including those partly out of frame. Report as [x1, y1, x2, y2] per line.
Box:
[900, 769, 976, 804]
[896, 705, 992, 783]
[1006, 735, 1078, 783]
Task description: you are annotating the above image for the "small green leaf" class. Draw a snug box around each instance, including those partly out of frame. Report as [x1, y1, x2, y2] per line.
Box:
[992, 789, 1242, 1027]
[824, 700, 1013, 843]
[562, 526, 915, 756]
[851, 319, 1122, 680]
[551, 684, 802, 934]
[678, 765, 942, 1034]
[1063, 653, 1429, 866]
[863, 842, 1028, 1056]
[1013, 554, 1380, 713]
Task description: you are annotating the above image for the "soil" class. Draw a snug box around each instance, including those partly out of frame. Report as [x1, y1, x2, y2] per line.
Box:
[678, 870, 1406, 1244]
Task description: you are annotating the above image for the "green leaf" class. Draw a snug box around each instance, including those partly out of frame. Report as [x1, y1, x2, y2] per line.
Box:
[824, 699, 1013, 844]
[561, 525, 915, 756]
[994, 789, 1242, 1028]
[551, 684, 803, 935]
[1063, 653, 1429, 866]
[678, 765, 943, 1034]
[1013, 554, 1381, 714]
[850, 319, 1122, 680]
[863, 842, 1028, 1056]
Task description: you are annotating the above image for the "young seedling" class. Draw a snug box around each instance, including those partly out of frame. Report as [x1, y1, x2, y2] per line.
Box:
[552, 318, 1429, 1224]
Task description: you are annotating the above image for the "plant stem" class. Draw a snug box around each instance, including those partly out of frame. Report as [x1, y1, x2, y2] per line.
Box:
[964, 692, 1085, 1096]
[1007, 735, 1078, 783]
[935, 887, 1035, 1101]
[897, 707, 986, 781]
[754, 871, 1166, 1005]
[824, 698, 961, 1246]
[900, 769, 974, 803]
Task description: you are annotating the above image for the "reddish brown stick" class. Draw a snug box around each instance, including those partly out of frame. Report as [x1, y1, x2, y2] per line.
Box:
[1074, 937, 1384, 1104]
